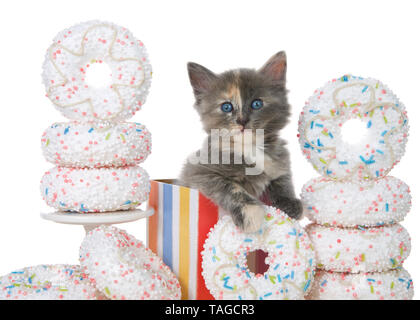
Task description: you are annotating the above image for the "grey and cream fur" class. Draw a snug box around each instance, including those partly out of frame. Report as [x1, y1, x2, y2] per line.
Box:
[180, 52, 302, 232]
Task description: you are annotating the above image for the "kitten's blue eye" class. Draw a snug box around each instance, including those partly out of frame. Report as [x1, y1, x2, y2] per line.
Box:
[221, 102, 233, 113]
[251, 99, 263, 110]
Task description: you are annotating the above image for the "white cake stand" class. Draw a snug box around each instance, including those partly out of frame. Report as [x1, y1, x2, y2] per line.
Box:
[41, 208, 154, 233]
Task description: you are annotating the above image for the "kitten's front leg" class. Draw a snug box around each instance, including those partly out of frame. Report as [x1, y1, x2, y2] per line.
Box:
[266, 174, 303, 219]
[187, 172, 265, 232]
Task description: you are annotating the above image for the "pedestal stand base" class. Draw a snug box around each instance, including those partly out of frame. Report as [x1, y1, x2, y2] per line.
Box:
[41, 208, 154, 234]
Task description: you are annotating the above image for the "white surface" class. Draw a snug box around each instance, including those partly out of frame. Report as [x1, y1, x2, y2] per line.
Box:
[0, 0, 419, 299]
[40, 208, 154, 226]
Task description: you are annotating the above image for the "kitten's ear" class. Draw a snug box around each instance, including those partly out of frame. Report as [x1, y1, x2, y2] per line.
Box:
[259, 51, 287, 86]
[187, 62, 217, 97]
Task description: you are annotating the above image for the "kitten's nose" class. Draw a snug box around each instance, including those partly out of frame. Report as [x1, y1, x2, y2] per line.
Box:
[236, 118, 248, 132]
[236, 118, 248, 126]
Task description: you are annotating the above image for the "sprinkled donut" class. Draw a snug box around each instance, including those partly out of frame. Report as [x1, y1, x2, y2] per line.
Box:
[306, 223, 410, 273]
[42, 20, 152, 122]
[0, 264, 100, 300]
[308, 268, 414, 300]
[302, 176, 411, 227]
[298, 75, 408, 181]
[80, 225, 181, 300]
[41, 122, 151, 168]
[40, 166, 150, 212]
[201, 206, 315, 300]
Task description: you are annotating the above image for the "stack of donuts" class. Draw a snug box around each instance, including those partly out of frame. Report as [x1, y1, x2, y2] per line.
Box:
[298, 75, 414, 300]
[0, 21, 183, 300]
[0, 225, 181, 300]
[40, 20, 152, 215]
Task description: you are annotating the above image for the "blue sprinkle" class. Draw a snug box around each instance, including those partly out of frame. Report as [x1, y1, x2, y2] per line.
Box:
[329, 132, 334, 139]
[264, 293, 272, 297]
[88, 128, 94, 133]
[304, 280, 311, 292]
[376, 149, 384, 155]
[341, 75, 349, 82]
[277, 275, 282, 283]
[246, 272, 251, 279]
[360, 155, 375, 165]
[367, 120, 372, 128]
[376, 171, 380, 177]
[379, 140, 385, 144]
[244, 238, 253, 242]
[381, 130, 387, 136]
[64, 126, 70, 135]
[309, 110, 320, 114]
[304, 142, 314, 150]
[238, 295, 242, 300]
[136, 129, 143, 132]
[45, 188, 48, 195]
[274, 264, 280, 270]
[367, 278, 376, 282]
[386, 203, 389, 212]
[321, 280, 327, 287]
[276, 244, 284, 249]
[315, 123, 324, 128]
[326, 169, 332, 175]
[309, 258, 313, 266]
[362, 85, 368, 93]
[339, 161, 348, 165]
[317, 139, 323, 147]
[291, 271, 295, 280]
[283, 274, 290, 279]
[124, 200, 132, 205]
[310, 121, 314, 129]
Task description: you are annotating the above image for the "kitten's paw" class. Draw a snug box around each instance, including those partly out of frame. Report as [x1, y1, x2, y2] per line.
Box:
[278, 198, 303, 220]
[241, 205, 265, 233]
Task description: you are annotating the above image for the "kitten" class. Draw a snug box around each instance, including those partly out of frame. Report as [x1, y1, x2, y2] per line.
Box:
[180, 52, 302, 233]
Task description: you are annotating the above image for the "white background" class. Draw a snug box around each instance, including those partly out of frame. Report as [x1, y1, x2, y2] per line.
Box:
[0, 0, 419, 299]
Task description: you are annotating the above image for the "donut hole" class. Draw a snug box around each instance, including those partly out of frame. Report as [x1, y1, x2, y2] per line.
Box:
[85, 61, 113, 88]
[340, 118, 369, 145]
[246, 249, 269, 276]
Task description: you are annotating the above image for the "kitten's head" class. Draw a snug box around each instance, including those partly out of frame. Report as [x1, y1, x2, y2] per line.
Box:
[187, 52, 290, 137]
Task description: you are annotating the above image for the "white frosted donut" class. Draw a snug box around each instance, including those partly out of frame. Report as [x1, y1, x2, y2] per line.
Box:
[40, 166, 150, 212]
[41, 121, 151, 168]
[80, 225, 181, 300]
[0, 264, 100, 300]
[306, 223, 410, 273]
[298, 75, 408, 181]
[308, 268, 414, 300]
[201, 206, 315, 300]
[42, 20, 152, 122]
[302, 176, 411, 227]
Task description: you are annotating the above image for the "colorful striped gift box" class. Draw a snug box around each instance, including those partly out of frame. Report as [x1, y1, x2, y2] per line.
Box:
[147, 179, 268, 300]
